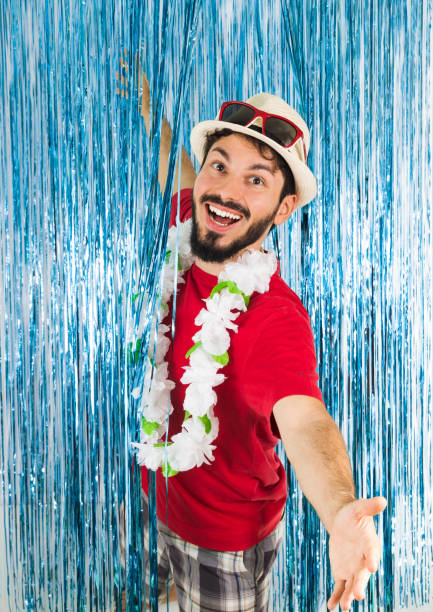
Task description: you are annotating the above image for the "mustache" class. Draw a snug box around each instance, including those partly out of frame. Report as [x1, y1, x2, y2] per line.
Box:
[199, 194, 250, 220]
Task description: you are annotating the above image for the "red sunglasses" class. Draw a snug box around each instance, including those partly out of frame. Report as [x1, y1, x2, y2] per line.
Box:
[218, 101, 307, 161]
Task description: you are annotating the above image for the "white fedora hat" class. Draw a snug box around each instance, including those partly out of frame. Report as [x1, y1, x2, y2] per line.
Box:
[190, 93, 317, 209]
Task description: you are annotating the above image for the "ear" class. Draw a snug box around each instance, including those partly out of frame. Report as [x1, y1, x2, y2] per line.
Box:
[273, 194, 297, 226]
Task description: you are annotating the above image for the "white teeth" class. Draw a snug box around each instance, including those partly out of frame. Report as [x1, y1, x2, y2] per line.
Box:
[208, 204, 241, 220]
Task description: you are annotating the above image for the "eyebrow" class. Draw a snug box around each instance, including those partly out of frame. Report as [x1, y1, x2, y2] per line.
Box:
[248, 163, 277, 175]
[209, 147, 277, 175]
[210, 146, 230, 161]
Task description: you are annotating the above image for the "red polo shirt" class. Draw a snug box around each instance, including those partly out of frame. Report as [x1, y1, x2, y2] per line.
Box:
[141, 189, 323, 550]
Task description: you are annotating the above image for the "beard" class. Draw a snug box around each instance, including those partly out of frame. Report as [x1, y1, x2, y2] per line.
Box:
[190, 193, 279, 263]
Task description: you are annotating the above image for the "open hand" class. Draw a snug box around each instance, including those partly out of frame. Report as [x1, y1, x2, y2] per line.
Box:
[327, 496, 387, 610]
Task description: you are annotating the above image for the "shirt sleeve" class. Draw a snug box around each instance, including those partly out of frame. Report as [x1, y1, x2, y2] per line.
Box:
[169, 189, 193, 227]
[243, 302, 324, 436]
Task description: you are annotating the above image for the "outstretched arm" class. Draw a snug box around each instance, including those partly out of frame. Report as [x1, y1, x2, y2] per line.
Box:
[117, 52, 197, 194]
[273, 395, 387, 611]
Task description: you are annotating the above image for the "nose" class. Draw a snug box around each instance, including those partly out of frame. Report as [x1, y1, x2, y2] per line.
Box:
[216, 172, 243, 205]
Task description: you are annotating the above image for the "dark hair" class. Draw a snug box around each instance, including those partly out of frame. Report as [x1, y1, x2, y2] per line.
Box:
[201, 128, 296, 202]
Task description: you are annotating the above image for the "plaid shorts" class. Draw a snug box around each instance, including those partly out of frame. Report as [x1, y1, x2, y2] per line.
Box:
[119, 488, 284, 612]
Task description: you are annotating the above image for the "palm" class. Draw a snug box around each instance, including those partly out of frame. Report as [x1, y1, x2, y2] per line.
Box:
[327, 497, 387, 611]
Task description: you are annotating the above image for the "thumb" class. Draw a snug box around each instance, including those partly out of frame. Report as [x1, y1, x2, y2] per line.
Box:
[352, 496, 387, 519]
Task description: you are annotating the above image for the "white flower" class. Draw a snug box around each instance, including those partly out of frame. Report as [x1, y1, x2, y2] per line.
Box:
[183, 383, 217, 416]
[131, 442, 164, 470]
[152, 361, 173, 384]
[139, 426, 165, 445]
[178, 219, 193, 265]
[167, 436, 200, 471]
[167, 421, 218, 471]
[188, 346, 221, 371]
[181, 347, 225, 387]
[155, 329, 171, 364]
[144, 364, 153, 387]
[219, 249, 277, 295]
[142, 378, 174, 423]
[193, 292, 242, 355]
[196, 319, 231, 355]
[157, 323, 170, 336]
[165, 219, 193, 271]
[146, 397, 173, 423]
[166, 225, 178, 252]
[205, 408, 220, 442]
[204, 290, 246, 325]
[161, 265, 176, 304]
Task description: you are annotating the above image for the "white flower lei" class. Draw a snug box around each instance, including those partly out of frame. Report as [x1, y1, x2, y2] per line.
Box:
[131, 219, 277, 477]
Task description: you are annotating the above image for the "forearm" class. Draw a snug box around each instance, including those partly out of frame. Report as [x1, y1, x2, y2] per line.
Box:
[139, 69, 196, 194]
[280, 412, 356, 533]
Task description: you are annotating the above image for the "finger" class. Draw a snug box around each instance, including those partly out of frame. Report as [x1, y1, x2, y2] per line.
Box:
[352, 568, 372, 601]
[353, 496, 387, 519]
[327, 579, 346, 610]
[363, 540, 381, 573]
[339, 575, 355, 611]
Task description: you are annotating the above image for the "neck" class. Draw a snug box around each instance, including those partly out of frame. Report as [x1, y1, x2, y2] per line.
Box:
[193, 257, 226, 276]
[193, 245, 266, 277]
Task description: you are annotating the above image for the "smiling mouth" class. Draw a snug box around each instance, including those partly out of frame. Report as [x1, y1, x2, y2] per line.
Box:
[206, 203, 243, 227]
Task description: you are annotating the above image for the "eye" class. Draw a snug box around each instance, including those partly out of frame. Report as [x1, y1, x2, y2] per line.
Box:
[212, 161, 225, 172]
[250, 175, 264, 185]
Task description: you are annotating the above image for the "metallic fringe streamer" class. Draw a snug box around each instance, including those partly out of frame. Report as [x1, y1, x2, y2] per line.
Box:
[0, 0, 431, 610]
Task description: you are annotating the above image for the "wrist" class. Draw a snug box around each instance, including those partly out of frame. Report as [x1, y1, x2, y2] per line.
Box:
[326, 493, 357, 533]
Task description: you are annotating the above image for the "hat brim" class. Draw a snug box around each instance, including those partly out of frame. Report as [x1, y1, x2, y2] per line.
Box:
[190, 120, 317, 208]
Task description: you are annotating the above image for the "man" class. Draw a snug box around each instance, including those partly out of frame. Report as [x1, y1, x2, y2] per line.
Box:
[125, 68, 387, 612]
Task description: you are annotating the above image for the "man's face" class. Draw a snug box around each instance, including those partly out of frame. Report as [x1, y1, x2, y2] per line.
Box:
[191, 134, 293, 264]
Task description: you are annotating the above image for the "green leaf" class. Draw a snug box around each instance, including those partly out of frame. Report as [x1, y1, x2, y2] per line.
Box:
[161, 462, 179, 478]
[199, 414, 212, 434]
[134, 337, 142, 364]
[161, 302, 168, 311]
[183, 411, 191, 421]
[141, 418, 160, 436]
[154, 442, 173, 447]
[185, 341, 202, 359]
[127, 338, 142, 365]
[209, 280, 234, 298]
[212, 352, 229, 366]
[126, 341, 134, 364]
[209, 280, 249, 306]
[165, 250, 182, 271]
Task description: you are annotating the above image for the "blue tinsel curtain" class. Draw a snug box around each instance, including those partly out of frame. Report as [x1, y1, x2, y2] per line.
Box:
[0, 1, 431, 611]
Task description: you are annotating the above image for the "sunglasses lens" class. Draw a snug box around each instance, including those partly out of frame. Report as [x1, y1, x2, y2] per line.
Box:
[221, 103, 256, 125]
[265, 117, 298, 147]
